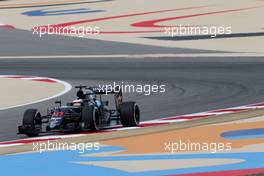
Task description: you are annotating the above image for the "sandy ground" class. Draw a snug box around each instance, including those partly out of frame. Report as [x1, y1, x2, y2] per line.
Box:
[1, 0, 264, 52]
[0, 77, 65, 110]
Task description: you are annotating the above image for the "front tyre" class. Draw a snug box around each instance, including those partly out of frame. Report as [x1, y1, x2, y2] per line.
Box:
[22, 109, 42, 137]
[82, 105, 100, 131]
[120, 102, 140, 127]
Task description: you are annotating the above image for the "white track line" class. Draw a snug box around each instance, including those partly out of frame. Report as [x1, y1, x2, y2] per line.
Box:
[0, 53, 264, 59]
[0, 75, 72, 111]
[0, 144, 22, 148]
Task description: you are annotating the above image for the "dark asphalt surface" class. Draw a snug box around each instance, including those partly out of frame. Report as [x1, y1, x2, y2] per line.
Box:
[1, 28, 264, 142]
[0, 28, 218, 56]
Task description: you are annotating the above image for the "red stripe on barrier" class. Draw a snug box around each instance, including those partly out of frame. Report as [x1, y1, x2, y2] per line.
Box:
[131, 7, 259, 27]
[251, 103, 264, 106]
[139, 122, 169, 127]
[131, 6, 260, 28]
[0, 24, 15, 29]
[33, 79, 56, 83]
[1, 76, 57, 83]
[34, 5, 218, 35]
[212, 108, 254, 113]
[161, 114, 215, 121]
[44, 5, 214, 28]
[0, 138, 60, 145]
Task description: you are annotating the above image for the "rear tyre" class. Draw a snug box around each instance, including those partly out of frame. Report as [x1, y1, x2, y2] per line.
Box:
[120, 102, 140, 127]
[22, 109, 42, 137]
[82, 105, 99, 131]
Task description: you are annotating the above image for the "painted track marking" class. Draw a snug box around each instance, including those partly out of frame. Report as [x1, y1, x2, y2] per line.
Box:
[0, 75, 72, 111]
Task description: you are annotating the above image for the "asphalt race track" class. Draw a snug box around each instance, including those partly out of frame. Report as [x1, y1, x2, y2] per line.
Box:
[0, 28, 216, 56]
[1, 28, 264, 142]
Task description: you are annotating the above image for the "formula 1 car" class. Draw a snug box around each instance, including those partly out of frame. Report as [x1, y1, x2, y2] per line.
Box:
[18, 86, 140, 136]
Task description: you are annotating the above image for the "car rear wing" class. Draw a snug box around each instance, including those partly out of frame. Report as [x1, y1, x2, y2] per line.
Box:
[87, 87, 118, 95]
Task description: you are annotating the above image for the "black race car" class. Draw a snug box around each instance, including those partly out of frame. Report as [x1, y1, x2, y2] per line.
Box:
[18, 85, 140, 136]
